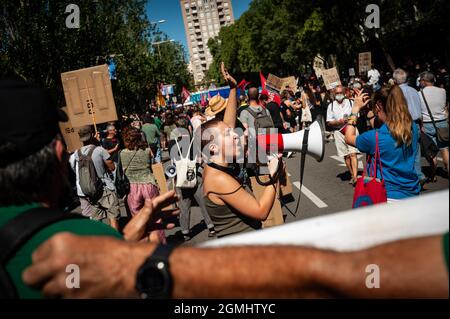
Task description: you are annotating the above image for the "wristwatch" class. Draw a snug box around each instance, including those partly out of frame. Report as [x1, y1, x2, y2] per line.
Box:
[135, 244, 176, 299]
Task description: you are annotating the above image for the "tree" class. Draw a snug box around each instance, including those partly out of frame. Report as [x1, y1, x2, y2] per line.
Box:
[0, 0, 192, 114]
[207, 0, 450, 80]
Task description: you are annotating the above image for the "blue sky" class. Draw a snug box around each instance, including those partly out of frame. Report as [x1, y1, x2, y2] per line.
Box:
[146, 0, 252, 58]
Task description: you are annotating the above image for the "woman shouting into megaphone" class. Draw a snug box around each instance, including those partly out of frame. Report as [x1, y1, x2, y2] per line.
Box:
[201, 63, 282, 238]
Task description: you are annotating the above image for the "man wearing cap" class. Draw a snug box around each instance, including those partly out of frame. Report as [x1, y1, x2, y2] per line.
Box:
[69, 126, 121, 230]
[0, 79, 123, 298]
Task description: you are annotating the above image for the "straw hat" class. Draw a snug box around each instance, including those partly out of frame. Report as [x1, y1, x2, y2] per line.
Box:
[205, 95, 228, 117]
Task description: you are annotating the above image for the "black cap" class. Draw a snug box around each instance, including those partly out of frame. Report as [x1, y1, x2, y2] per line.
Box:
[0, 79, 68, 167]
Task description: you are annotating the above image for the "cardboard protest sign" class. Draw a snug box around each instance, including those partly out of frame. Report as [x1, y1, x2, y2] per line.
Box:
[61, 64, 118, 128]
[358, 52, 371, 74]
[281, 76, 297, 93]
[152, 163, 175, 211]
[59, 107, 82, 153]
[250, 177, 284, 228]
[267, 74, 297, 93]
[322, 67, 342, 90]
[266, 74, 284, 92]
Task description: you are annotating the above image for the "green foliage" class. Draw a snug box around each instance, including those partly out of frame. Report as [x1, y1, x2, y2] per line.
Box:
[0, 0, 192, 114]
[207, 0, 450, 78]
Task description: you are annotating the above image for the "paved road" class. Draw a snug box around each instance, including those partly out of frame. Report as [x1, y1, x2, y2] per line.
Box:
[164, 139, 449, 246]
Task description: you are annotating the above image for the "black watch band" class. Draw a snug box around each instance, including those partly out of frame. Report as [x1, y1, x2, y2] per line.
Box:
[136, 244, 176, 299]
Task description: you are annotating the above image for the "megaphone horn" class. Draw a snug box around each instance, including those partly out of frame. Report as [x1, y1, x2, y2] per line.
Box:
[257, 120, 325, 162]
[165, 164, 177, 178]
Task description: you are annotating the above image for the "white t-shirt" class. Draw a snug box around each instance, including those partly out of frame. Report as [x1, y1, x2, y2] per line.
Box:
[420, 86, 447, 122]
[368, 69, 380, 86]
[69, 145, 115, 196]
[326, 99, 354, 129]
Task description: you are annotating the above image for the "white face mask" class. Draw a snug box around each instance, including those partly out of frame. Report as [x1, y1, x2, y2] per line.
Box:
[335, 94, 345, 102]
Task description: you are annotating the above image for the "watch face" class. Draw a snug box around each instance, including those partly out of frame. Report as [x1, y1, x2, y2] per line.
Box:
[138, 261, 169, 299]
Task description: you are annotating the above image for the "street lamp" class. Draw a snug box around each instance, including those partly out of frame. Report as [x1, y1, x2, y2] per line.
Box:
[151, 39, 175, 57]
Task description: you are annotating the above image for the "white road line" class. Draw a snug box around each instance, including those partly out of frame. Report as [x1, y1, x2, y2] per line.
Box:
[332, 155, 364, 169]
[293, 182, 328, 208]
[437, 157, 443, 162]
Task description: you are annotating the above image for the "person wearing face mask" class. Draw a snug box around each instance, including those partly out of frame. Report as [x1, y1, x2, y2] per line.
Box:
[327, 85, 360, 185]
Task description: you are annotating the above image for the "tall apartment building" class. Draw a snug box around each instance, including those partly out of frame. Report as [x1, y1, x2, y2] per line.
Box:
[180, 0, 234, 85]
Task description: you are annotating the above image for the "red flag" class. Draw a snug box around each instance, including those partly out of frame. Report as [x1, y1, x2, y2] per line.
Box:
[237, 79, 251, 90]
[182, 86, 191, 102]
[260, 72, 267, 90]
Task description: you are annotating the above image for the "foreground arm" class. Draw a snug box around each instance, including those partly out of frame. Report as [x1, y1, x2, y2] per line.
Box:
[23, 233, 447, 299]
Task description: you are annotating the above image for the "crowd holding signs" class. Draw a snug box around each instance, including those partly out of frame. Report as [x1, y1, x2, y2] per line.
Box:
[0, 46, 449, 300]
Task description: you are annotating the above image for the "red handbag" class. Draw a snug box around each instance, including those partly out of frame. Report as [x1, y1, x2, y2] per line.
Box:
[352, 131, 387, 208]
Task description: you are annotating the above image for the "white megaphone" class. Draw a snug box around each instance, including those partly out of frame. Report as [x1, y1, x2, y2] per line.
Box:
[257, 120, 325, 162]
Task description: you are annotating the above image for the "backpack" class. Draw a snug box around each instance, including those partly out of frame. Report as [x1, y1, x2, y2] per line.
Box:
[246, 107, 274, 134]
[0, 207, 85, 299]
[76, 145, 104, 201]
[174, 136, 197, 189]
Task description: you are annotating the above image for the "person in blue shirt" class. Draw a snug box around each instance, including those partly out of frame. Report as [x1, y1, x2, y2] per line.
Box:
[393, 68, 425, 184]
[345, 85, 420, 201]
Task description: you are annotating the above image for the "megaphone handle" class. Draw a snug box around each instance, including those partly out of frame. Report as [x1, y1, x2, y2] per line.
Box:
[254, 159, 282, 186]
[292, 128, 310, 217]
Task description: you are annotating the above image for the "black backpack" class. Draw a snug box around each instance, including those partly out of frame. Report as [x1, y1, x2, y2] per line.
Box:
[0, 207, 85, 299]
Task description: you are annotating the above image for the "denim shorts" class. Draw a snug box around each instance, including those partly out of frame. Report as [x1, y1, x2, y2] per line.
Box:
[423, 120, 449, 150]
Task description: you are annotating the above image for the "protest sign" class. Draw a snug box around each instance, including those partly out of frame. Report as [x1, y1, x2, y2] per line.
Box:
[281, 76, 297, 93]
[61, 64, 118, 128]
[358, 52, 372, 74]
[349, 68, 356, 77]
[266, 74, 284, 92]
[59, 107, 82, 153]
[322, 67, 342, 90]
[267, 74, 297, 93]
[250, 176, 284, 228]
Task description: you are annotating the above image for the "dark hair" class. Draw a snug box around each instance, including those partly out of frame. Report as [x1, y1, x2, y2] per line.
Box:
[0, 137, 65, 206]
[122, 127, 147, 151]
[303, 87, 317, 105]
[247, 87, 259, 102]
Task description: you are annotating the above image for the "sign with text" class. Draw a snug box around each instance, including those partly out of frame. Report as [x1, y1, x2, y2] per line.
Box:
[358, 52, 372, 74]
[59, 107, 82, 153]
[61, 64, 118, 127]
[266, 74, 298, 93]
[322, 67, 341, 90]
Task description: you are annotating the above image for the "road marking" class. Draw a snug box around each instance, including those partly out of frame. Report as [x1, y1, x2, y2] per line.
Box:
[331, 155, 364, 169]
[293, 182, 328, 208]
[437, 157, 443, 162]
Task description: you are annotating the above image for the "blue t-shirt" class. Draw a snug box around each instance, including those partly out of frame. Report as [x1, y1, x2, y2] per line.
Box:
[356, 124, 420, 199]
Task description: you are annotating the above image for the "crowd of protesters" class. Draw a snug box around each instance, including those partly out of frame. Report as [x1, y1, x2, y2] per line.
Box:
[0, 57, 448, 299]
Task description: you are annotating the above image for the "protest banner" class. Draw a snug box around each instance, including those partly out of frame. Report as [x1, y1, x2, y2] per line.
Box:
[59, 106, 82, 153]
[322, 67, 342, 90]
[358, 52, 372, 74]
[61, 64, 118, 130]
